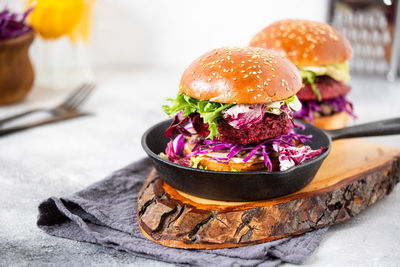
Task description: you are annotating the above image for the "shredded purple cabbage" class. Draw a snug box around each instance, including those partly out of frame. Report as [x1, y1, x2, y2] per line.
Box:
[164, 107, 327, 171]
[172, 134, 185, 155]
[0, 8, 33, 42]
[294, 95, 356, 124]
[185, 128, 326, 171]
[277, 144, 327, 171]
[165, 138, 190, 166]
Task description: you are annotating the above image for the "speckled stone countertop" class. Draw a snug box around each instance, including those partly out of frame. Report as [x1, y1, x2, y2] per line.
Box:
[1, 69, 399, 266]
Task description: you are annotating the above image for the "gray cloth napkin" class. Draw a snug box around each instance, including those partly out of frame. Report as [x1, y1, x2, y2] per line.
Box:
[37, 158, 328, 267]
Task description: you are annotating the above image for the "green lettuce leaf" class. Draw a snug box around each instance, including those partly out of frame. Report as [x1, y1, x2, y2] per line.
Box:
[300, 62, 350, 82]
[162, 93, 233, 139]
[299, 69, 322, 102]
[162, 93, 302, 139]
[284, 95, 302, 111]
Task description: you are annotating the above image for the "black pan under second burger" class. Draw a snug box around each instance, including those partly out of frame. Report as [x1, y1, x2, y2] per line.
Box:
[142, 117, 400, 201]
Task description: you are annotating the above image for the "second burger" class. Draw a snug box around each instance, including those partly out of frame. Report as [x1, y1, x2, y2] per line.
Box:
[250, 19, 356, 129]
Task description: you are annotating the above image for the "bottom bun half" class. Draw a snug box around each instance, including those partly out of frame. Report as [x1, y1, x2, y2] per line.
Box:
[300, 111, 350, 130]
[313, 111, 351, 130]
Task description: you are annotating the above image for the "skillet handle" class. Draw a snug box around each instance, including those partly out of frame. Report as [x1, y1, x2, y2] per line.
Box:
[325, 117, 400, 141]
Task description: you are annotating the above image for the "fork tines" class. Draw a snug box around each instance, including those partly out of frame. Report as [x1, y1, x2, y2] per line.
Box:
[58, 83, 96, 111]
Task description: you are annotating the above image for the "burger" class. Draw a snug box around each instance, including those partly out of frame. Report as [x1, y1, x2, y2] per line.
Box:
[161, 47, 326, 172]
[249, 19, 355, 129]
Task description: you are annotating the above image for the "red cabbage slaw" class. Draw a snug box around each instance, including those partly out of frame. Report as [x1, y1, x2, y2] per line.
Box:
[0, 8, 33, 42]
[165, 128, 327, 171]
[277, 144, 327, 171]
[165, 136, 190, 167]
[294, 95, 356, 124]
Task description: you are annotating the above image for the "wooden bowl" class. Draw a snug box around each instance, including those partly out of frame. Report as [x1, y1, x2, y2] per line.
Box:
[0, 30, 35, 105]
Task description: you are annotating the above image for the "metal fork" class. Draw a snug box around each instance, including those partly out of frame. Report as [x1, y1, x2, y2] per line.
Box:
[0, 112, 90, 136]
[0, 83, 95, 126]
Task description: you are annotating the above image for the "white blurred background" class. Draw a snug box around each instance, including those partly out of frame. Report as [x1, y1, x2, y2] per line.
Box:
[89, 0, 328, 69]
[2, 0, 329, 71]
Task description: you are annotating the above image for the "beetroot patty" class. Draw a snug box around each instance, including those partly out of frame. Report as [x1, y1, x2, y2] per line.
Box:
[297, 75, 351, 101]
[193, 112, 292, 144]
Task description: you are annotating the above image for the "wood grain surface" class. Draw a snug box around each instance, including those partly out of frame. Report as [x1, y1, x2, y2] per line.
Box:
[137, 139, 400, 249]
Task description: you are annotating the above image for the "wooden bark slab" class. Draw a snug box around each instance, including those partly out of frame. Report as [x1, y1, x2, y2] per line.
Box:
[137, 139, 400, 249]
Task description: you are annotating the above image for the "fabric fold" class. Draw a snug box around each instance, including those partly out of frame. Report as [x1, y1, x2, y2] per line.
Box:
[37, 158, 327, 266]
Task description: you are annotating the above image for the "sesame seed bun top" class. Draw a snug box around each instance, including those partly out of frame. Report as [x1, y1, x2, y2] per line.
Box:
[179, 46, 302, 104]
[249, 19, 353, 67]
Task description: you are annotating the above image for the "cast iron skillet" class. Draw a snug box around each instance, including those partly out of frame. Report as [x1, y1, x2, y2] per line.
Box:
[142, 118, 400, 202]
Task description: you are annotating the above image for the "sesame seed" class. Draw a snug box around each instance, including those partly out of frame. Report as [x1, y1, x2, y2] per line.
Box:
[244, 74, 249, 78]
[232, 78, 237, 80]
